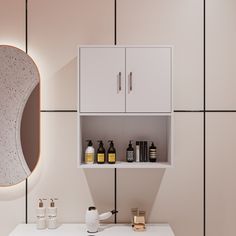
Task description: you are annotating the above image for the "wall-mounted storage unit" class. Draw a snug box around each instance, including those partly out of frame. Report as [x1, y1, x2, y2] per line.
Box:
[78, 45, 173, 168]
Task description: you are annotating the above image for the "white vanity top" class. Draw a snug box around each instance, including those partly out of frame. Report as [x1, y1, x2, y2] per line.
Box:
[9, 224, 175, 236]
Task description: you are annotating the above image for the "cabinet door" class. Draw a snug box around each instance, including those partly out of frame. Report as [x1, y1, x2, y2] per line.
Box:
[126, 48, 172, 112]
[80, 48, 125, 112]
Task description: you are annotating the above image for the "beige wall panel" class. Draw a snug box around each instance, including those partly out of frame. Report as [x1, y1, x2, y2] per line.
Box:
[0, 183, 25, 236]
[0, 1, 25, 235]
[28, 0, 114, 110]
[0, 1, 207, 235]
[118, 0, 203, 110]
[206, 0, 236, 110]
[28, 113, 114, 223]
[117, 113, 203, 236]
[206, 113, 236, 236]
[0, 0, 25, 50]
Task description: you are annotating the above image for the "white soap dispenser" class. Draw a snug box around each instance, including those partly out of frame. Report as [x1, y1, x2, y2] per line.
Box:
[47, 198, 58, 229]
[36, 199, 46, 230]
[85, 140, 95, 164]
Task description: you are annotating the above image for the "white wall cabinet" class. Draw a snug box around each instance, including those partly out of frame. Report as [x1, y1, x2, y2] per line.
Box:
[78, 46, 173, 168]
[79, 46, 172, 113]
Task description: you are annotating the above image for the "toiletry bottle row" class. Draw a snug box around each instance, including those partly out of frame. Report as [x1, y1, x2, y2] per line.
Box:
[85, 140, 117, 164]
[127, 141, 158, 163]
[36, 198, 58, 230]
[85, 140, 157, 164]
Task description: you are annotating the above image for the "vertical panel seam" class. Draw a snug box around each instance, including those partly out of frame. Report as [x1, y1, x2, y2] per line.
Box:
[203, 0, 206, 235]
[25, 0, 28, 224]
[114, 0, 117, 224]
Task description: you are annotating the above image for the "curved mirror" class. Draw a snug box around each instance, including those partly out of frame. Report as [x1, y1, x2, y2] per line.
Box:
[0, 45, 40, 186]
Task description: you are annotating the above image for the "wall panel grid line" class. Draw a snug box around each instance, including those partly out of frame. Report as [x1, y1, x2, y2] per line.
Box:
[114, 0, 117, 224]
[25, 0, 28, 225]
[40, 110, 236, 113]
[203, 0, 206, 236]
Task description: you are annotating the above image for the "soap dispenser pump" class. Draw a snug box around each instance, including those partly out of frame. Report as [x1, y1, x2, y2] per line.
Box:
[97, 140, 106, 164]
[107, 140, 116, 164]
[85, 140, 95, 164]
[36, 199, 46, 230]
[47, 198, 58, 229]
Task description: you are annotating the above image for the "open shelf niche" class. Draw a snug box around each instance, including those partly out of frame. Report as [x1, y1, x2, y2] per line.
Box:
[77, 113, 173, 168]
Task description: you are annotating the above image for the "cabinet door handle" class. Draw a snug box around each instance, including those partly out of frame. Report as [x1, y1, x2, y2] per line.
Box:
[129, 72, 133, 91]
[118, 72, 122, 91]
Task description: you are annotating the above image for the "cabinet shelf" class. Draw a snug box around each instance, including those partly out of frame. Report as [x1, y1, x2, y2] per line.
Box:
[78, 115, 173, 169]
[79, 112, 172, 117]
[80, 161, 172, 169]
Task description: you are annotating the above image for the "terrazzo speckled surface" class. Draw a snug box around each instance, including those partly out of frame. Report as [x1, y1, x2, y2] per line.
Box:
[0, 45, 40, 186]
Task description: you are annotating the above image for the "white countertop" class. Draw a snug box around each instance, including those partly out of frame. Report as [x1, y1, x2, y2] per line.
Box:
[9, 224, 175, 236]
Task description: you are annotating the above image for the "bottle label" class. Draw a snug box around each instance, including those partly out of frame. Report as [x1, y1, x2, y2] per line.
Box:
[127, 151, 134, 161]
[108, 153, 116, 162]
[149, 149, 157, 160]
[97, 153, 105, 162]
[85, 153, 94, 163]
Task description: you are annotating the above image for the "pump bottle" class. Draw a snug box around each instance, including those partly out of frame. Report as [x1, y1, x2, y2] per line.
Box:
[85, 140, 95, 164]
[107, 140, 116, 164]
[47, 199, 58, 229]
[149, 142, 157, 162]
[36, 199, 46, 230]
[126, 140, 134, 162]
[97, 141, 106, 164]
